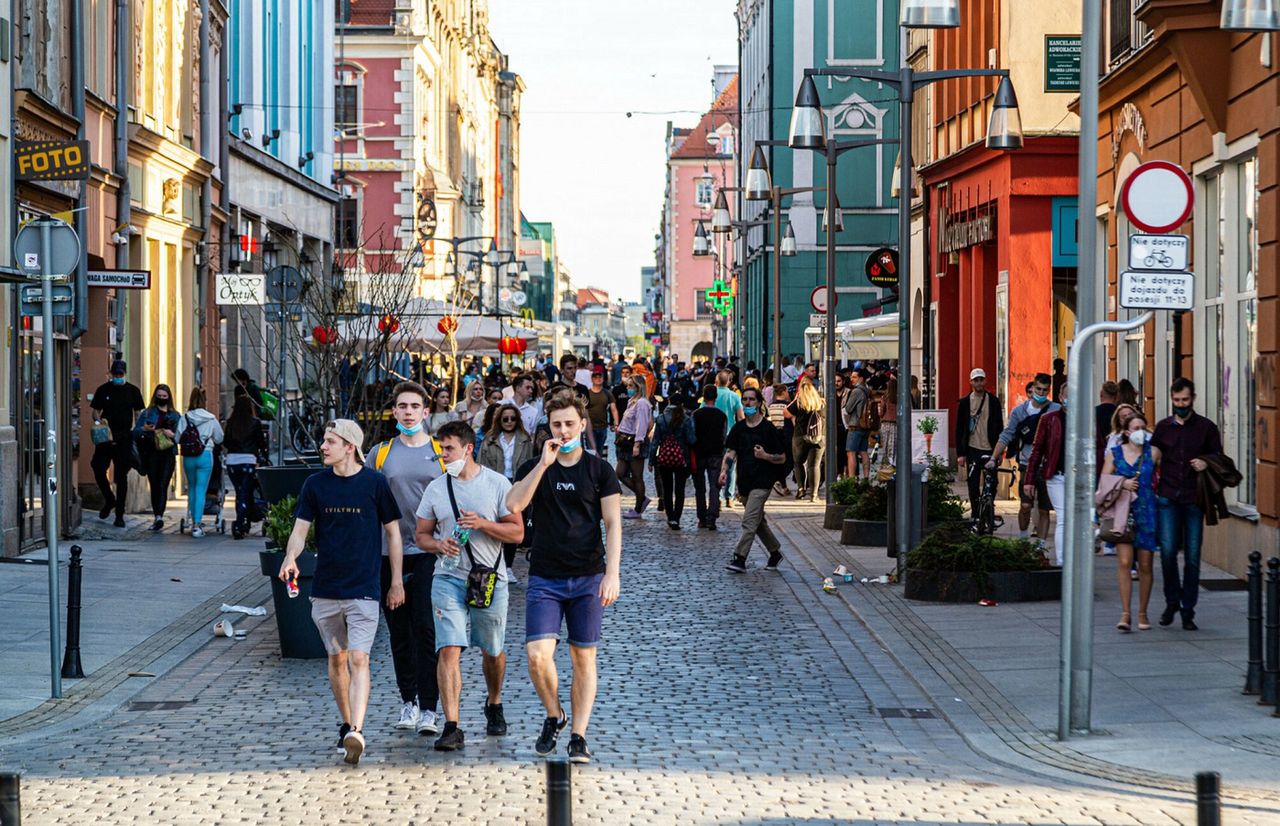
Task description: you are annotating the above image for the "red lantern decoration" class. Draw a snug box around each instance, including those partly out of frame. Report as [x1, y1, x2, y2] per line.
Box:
[436, 316, 458, 335]
[378, 314, 401, 335]
[498, 335, 521, 355]
[312, 325, 339, 345]
[515, 337, 528, 354]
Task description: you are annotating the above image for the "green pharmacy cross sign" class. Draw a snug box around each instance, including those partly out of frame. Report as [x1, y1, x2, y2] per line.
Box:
[708, 279, 733, 315]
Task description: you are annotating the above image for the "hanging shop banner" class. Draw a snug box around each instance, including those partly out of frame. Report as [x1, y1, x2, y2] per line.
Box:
[16, 140, 91, 181]
[216, 272, 266, 305]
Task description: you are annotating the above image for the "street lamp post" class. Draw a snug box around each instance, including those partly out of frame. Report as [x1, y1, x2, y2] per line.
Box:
[789, 8, 1022, 564]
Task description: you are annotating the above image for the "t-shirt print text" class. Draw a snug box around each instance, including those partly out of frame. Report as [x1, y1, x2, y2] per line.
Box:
[555, 482, 576, 492]
[324, 506, 363, 514]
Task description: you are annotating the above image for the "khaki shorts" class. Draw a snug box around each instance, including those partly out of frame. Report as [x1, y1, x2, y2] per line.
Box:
[310, 597, 380, 655]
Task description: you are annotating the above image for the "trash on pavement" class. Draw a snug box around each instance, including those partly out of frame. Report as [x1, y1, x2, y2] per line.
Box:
[220, 603, 267, 617]
[212, 619, 236, 638]
[822, 577, 838, 594]
[978, 598, 998, 607]
[832, 564, 849, 577]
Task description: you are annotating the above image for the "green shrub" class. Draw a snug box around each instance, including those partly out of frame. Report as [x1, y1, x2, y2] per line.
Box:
[906, 521, 1047, 577]
[265, 495, 315, 552]
[829, 476, 869, 507]
[925, 455, 967, 523]
[849, 482, 890, 520]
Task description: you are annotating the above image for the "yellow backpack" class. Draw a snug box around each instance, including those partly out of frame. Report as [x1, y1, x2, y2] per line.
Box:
[374, 436, 446, 474]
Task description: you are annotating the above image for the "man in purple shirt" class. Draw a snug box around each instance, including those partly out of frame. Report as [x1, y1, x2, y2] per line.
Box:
[1151, 377, 1223, 631]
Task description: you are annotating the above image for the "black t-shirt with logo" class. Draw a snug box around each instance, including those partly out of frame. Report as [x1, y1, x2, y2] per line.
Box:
[90, 381, 145, 437]
[516, 452, 622, 579]
[725, 418, 786, 494]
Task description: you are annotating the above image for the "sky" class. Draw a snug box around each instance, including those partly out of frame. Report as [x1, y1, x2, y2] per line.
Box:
[487, 0, 739, 304]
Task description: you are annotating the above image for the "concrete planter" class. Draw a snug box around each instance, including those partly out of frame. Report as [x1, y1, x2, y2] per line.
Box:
[823, 504, 848, 530]
[841, 518, 887, 547]
[258, 549, 326, 658]
[904, 567, 1063, 603]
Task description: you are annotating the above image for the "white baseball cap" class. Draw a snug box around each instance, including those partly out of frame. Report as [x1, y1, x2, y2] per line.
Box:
[970, 368, 987, 380]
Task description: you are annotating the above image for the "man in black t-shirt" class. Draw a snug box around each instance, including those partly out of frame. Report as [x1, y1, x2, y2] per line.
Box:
[508, 395, 622, 765]
[89, 359, 145, 526]
[692, 384, 728, 530]
[721, 386, 787, 573]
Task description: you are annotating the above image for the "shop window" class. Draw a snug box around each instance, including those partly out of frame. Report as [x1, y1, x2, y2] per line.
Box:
[335, 83, 359, 133]
[1195, 155, 1259, 507]
[336, 197, 360, 249]
[695, 177, 714, 209]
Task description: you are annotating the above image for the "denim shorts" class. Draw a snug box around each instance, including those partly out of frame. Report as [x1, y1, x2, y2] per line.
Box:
[526, 574, 605, 648]
[431, 574, 509, 656]
[846, 428, 870, 453]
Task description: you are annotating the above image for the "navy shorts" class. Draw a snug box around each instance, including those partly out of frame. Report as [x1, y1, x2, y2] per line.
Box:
[525, 574, 605, 648]
[846, 428, 870, 453]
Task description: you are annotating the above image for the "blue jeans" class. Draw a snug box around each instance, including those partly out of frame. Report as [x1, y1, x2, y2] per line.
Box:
[182, 451, 215, 527]
[1157, 496, 1204, 615]
[593, 427, 609, 460]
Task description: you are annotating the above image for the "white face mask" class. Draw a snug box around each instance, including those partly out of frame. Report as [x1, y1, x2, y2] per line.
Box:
[444, 458, 466, 477]
[1127, 429, 1148, 446]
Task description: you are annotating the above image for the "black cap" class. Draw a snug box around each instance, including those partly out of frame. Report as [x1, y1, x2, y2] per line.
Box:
[110, 359, 127, 376]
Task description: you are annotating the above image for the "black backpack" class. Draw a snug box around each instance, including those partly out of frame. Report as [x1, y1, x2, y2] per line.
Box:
[179, 417, 207, 457]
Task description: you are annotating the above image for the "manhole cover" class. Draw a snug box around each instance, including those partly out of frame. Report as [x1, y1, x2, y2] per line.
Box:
[878, 707, 936, 719]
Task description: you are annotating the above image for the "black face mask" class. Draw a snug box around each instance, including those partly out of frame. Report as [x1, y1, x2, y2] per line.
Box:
[156, 398, 170, 406]
[1173, 404, 1193, 419]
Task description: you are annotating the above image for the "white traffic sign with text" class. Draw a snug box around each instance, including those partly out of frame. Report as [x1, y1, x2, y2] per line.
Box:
[1128, 234, 1189, 271]
[1119, 270, 1194, 311]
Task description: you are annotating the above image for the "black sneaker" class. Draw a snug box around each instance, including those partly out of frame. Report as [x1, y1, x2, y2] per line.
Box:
[433, 725, 465, 751]
[725, 555, 747, 573]
[707, 522, 717, 532]
[484, 702, 508, 736]
[1182, 614, 1198, 631]
[535, 710, 567, 756]
[98, 502, 114, 520]
[337, 722, 352, 752]
[667, 520, 680, 531]
[149, 518, 164, 532]
[1159, 606, 1178, 627]
[764, 550, 783, 571]
[567, 734, 591, 764]
[113, 515, 126, 528]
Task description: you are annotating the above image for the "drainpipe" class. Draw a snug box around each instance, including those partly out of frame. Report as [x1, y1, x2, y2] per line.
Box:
[70, 0, 87, 339]
[113, 0, 131, 352]
[197, 0, 212, 387]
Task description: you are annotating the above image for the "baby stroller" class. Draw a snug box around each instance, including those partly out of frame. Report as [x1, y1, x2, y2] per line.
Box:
[227, 456, 269, 539]
[180, 444, 227, 535]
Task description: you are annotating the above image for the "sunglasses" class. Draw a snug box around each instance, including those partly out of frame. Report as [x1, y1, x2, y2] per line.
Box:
[500, 417, 518, 424]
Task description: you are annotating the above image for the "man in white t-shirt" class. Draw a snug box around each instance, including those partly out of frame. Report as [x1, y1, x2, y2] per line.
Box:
[506, 372, 542, 436]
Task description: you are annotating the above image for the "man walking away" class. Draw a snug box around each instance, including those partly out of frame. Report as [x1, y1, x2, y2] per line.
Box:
[366, 381, 445, 737]
[955, 368, 1003, 517]
[986, 374, 1058, 540]
[414, 420, 524, 751]
[507, 396, 622, 764]
[692, 385, 728, 530]
[1152, 378, 1223, 630]
[723, 386, 788, 573]
[89, 359, 145, 527]
[279, 419, 403, 765]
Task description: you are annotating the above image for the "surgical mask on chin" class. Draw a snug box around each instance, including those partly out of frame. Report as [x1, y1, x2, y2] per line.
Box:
[1031, 393, 1048, 405]
[396, 421, 423, 436]
[444, 458, 466, 477]
[1127, 430, 1148, 446]
[743, 406, 758, 418]
[558, 437, 582, 454]
[1173, 404, 1193, 419]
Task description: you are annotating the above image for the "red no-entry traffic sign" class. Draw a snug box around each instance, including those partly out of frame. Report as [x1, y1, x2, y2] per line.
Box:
[1120, 160, 1193, 234]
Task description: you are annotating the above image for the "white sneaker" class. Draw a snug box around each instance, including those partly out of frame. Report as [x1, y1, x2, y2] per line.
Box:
[416, 709, 440, 735]
[343, 729, 365, 765]
[507, 571, 519, 585]
[395, 701, 420, 730]
[191, 526, 206, 538]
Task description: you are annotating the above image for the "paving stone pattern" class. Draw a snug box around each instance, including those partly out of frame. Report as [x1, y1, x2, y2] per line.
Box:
[0, 493, 1262, 824]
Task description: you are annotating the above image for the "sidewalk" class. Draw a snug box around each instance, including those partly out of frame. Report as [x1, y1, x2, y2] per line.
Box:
[770, 499, 1279, 799]
[0, 501, 268, 729]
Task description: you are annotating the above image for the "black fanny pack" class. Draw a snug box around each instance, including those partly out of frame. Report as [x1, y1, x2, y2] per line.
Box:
[446, 476, 499, 609]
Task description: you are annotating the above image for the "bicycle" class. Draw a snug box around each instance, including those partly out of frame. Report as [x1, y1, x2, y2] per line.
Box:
[971, 462, 1011, 536]
[1143, 250, 1174, 268]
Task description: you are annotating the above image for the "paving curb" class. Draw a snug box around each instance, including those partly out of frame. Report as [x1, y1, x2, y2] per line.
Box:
[772, 512, 1280, 811]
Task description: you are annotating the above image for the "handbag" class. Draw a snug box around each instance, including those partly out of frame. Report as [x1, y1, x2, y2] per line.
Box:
[446, 476, 499, 609]
[91, 423, 112, 445]
[154, 431, 175, 452]
[1098, 512, 1135, 544]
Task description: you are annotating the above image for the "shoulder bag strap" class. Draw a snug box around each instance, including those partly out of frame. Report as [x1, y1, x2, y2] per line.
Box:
[374, 439, 394, 471]
[445, 475, 478, 567]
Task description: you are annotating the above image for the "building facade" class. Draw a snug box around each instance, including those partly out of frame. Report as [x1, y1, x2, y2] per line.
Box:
[1093, 0, 1277, 575]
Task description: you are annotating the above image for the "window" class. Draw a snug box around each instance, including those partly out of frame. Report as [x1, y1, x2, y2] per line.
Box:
[1195, 155, 1259, 506]
[335, 83, 359, 131]
[1107, 0, 1153, 69]
[695, 288, 709, 319]
[336, 197, 360, 249]
[695, 177, 714, 208]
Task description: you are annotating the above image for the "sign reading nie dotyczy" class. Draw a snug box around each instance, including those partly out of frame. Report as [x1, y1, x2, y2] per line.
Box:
[16, 140, 91, 181]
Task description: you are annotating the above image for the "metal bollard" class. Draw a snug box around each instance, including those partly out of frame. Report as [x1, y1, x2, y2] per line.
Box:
[1244, 551, 1263, 695]
[545, 757, 572, 826]
[1195, 771, 1221, 826]
[60, 545, 85, 679]
[0, 772, 19, 826]
[1262, 559, 1279, 706]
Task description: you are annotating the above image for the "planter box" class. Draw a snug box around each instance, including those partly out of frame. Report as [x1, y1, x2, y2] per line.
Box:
[841, 518, 887, 547]
[823, 504, 848, 530]
[258, 465, 324, 506]
[904, 567, 1063, 603]
[259, 549, 327, 658]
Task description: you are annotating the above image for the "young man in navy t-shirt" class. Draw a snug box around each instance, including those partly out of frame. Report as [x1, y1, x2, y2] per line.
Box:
[279, 419, 402, 766]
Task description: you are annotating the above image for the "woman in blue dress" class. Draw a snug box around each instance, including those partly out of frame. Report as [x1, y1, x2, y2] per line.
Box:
[1100, 412, 1161, 631]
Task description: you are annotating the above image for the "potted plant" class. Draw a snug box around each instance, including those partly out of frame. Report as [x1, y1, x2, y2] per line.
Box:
[839, 477, 890, 546]
[824, 476, 858, 529]
[258, 496, 327, 658]
[917, 415, 939, 458]
[903, 521, 1062, 602]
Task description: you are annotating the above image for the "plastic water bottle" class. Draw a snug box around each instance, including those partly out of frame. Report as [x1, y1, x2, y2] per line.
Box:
[441, 524, 468, 572]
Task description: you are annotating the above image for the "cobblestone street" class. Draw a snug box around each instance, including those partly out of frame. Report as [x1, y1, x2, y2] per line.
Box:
[0, 497, 1270, 824]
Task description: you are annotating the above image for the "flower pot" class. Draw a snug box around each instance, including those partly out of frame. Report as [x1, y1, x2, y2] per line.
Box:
[823, 503, 848, 530]
[904, 567, 1062, 603]
[258, 549, 327, 658]
[841, 518, 887, 546]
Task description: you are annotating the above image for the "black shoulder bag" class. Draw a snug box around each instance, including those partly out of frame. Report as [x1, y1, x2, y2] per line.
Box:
[446, 475, 499, 609]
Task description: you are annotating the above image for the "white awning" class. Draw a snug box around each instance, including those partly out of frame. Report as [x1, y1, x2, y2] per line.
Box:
[805, 312, 899, 360]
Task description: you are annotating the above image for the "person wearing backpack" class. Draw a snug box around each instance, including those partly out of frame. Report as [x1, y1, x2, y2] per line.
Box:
[788, 376, 825, 502]
[842, 369, 876, 479]
[650, 392, 696, 530]
[175, 386, 224, 538]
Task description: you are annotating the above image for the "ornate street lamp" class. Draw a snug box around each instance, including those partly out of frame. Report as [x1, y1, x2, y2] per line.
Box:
[986, 77, 1024, 150]
[692, 220, 711, 256]
[711, 189, 732, 233]
[901, 0, 961, 28]
[1221, 0, 1280, 30]
[745, 146, 771, 201]
[780, 221, 797, 257]
[787, 75, 826, 150]
[821, 194, 844, 234]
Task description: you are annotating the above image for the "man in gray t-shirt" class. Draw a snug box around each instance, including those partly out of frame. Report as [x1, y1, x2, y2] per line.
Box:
[413, 420, 524, 751]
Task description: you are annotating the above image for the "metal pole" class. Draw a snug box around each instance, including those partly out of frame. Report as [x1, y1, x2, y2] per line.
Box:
[60, 545, 84, 679]
[0, 772, 19, 826]
[277, 305, 287, 462]
[1195, 771, 1222, 826]
[1246, 550, 1263, 695]
[545, 757, 572, 826]
[39, 221, 63, 700]
[1262, 557, 1279, 706]
[894, 38, 915, 573]
[1058, 312, 1151, 739]
[823, 151, 838, 498]
[772, 190, 783, 379]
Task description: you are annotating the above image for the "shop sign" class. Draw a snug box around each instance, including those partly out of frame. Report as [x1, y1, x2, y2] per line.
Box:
[865, 248, 899, 287]
[939, 206, 995, 254]
[1119, 270, 1194, 311]
[216, 272, 265, 305]
[16, 140, 91, 181]
[1044, 36, 1081, 92]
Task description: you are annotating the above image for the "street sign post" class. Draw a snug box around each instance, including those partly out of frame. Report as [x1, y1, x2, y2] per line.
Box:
[1119, 270, 1195, 310]
[18, 283, 74, 316]
[809, 285, 834, 313]
[1120, 161, 1194, 234]
[1127, 233, 1189, 271]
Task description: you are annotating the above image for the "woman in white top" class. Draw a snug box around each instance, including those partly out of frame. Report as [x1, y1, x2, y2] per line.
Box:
[175, 386, 224, 538]
[453, 379, 488, 431]
[426, 386, 458, 436]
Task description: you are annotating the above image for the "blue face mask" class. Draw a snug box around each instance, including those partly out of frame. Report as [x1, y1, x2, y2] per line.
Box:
[743, 406, 758, 418]
[558, 437, 582, 453]
[1031, 393, 1048, 405]
[111, 377, 125, 385]
[627, 388, 636, 397]
[396, 421, 423, 436]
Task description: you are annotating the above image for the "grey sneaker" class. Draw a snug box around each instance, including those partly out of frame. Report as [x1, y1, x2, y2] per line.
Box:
[395, 701, 420, 730]
[416, 709, 440, 735]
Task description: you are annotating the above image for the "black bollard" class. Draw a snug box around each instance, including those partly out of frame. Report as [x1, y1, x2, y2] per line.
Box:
[1262, 559, 1280, 705]
[545, 757, 572, 826]
[0, 772, 19, 826]
[60, 545, 85, 679]
[1244, 551, 1263, 695]
[1195, 771, 1221, 826]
